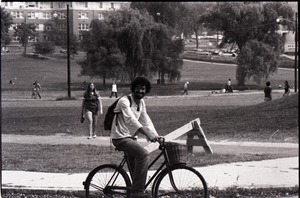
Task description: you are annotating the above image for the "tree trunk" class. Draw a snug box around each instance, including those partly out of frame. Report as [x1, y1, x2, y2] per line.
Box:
[195, 27, 199, 49]
[24, 43, 27, 55]
[161, 66, 165, 84]
[102, 77, 106, 87]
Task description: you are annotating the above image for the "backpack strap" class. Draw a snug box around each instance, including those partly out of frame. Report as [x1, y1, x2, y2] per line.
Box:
[115, 95, 132, 127]
[127, 95, 132, 107]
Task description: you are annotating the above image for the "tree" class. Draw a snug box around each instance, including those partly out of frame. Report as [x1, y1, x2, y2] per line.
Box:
[237, 40, 279, 85]
[79, 20, 125, 86]
[13, 20, 38, 55]
[70, 34, 79, 57]
[65, 33, 79, 58]
[2, 34, 11, 47]
[1, 7, 13, 49]
[79, 7, 184, 84]
[152, 24, 184, 83]
[130, 2, 185, 28]
[182, 2, 215, 48]
[105, 7, 158, 80]
[106, 7, 183, 82]
[1, 7, 13, 39]
[33, 41, 55, 55]
[200, 2, 295, 85]
[43, 14, 67, 45]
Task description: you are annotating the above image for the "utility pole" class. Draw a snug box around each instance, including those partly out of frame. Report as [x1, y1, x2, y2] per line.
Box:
[67, 4, 71, 98]
[295, 12, 298, 92]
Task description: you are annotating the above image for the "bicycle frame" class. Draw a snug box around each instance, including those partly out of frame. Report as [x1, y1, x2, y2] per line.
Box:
[103, 140, 185, 195]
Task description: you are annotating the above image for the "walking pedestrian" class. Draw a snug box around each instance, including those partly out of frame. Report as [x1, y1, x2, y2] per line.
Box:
[181, 82, 189, 95]
[109, 81, 118, 98]
[111, 77, 159, 198]
[264, 81, 272, 102]
[283, 80, 290, 97]
[32, 81, 42, 99]
[81, 82, 103, 139]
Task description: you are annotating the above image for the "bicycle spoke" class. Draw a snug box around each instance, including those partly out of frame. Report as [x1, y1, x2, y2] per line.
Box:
[154, 166, 208, 198]
[85, 164, 131, 198]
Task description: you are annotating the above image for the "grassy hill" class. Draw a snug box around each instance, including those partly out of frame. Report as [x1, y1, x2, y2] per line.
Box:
[1, 53, 296, 97]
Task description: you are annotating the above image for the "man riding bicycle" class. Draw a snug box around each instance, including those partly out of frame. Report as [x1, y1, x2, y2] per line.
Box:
[110, 77, 159, 198]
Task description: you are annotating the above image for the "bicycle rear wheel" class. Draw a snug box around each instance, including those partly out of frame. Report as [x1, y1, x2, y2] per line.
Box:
[84, 164, 131, 198]
[153, 164, 208, 198]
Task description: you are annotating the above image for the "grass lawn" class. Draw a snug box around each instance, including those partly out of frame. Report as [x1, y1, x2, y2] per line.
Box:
[2, 93, 298, 141]
[2, 93, 298, 174]
[1, 54, 296, 97]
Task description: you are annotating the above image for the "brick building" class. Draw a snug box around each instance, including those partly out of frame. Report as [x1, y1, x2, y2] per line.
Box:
[1, 1, 130, 47]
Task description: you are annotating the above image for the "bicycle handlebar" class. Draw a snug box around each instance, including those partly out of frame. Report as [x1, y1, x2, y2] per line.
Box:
[155, 137, 166, 150]
[155, 136, 164, 144]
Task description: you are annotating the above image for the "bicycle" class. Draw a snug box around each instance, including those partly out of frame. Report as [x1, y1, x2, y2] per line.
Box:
[83, 137, 208, 198]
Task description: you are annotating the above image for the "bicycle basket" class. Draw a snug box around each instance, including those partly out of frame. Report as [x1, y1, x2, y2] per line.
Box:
[165, 142, 187, 165]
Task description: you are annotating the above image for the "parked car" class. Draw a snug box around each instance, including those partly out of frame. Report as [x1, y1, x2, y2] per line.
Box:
[60, 49, 67, 54]
[212, 50, 223, 55]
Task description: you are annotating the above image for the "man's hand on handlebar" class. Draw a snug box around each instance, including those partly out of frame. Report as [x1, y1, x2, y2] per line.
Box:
[151, 136, 164, 143]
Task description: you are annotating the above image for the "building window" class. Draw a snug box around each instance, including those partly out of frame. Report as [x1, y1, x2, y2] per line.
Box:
[58, 24, 66, 31]
[45, 25, 53, 31]
[79, 23, 89, 31]
[57, 12, 66, 19]
[10, 2, 13, 6]
[98, 13, 104, 20]
[78, 12, 88, 19]
[50, 2, 53, 8]
[99, 2, 103, 8]
[27, 12, 36, 19]
[11, 11, 24, 19]
[76, 2, 87, 8]
[43, 12, 51, 19]
[37, 24, 44, 31]
[26, 2, 38, 7]
[111, 3, 114, 9]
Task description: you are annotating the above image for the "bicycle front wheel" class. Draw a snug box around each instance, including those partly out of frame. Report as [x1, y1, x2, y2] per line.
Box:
[84, 164, 131, 198]
[153, 165, 208, 198]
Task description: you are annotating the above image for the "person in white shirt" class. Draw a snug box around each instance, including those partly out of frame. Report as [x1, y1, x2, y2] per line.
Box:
[181, 81, 189, 95]
[109, 81, 118, 98]
[111, 77, 159, 198]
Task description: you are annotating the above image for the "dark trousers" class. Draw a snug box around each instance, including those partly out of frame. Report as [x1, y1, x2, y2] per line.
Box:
[110, 92, 118, 98]
[225, 85, 233, 93]
[112, 137, 149, 192]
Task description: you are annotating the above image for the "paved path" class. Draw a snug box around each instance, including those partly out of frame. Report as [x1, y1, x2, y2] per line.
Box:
[2, 134, 299, 193]
[2, 157, 298, 191]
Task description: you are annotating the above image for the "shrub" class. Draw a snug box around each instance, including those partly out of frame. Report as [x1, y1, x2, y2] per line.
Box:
[33, 41, 55, 55]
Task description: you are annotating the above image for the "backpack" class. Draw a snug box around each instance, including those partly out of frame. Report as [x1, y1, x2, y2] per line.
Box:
[104, 95, 132, 131]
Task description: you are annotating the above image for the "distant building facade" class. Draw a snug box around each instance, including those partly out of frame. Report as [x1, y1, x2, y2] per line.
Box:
[1, 1, 130, 46]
